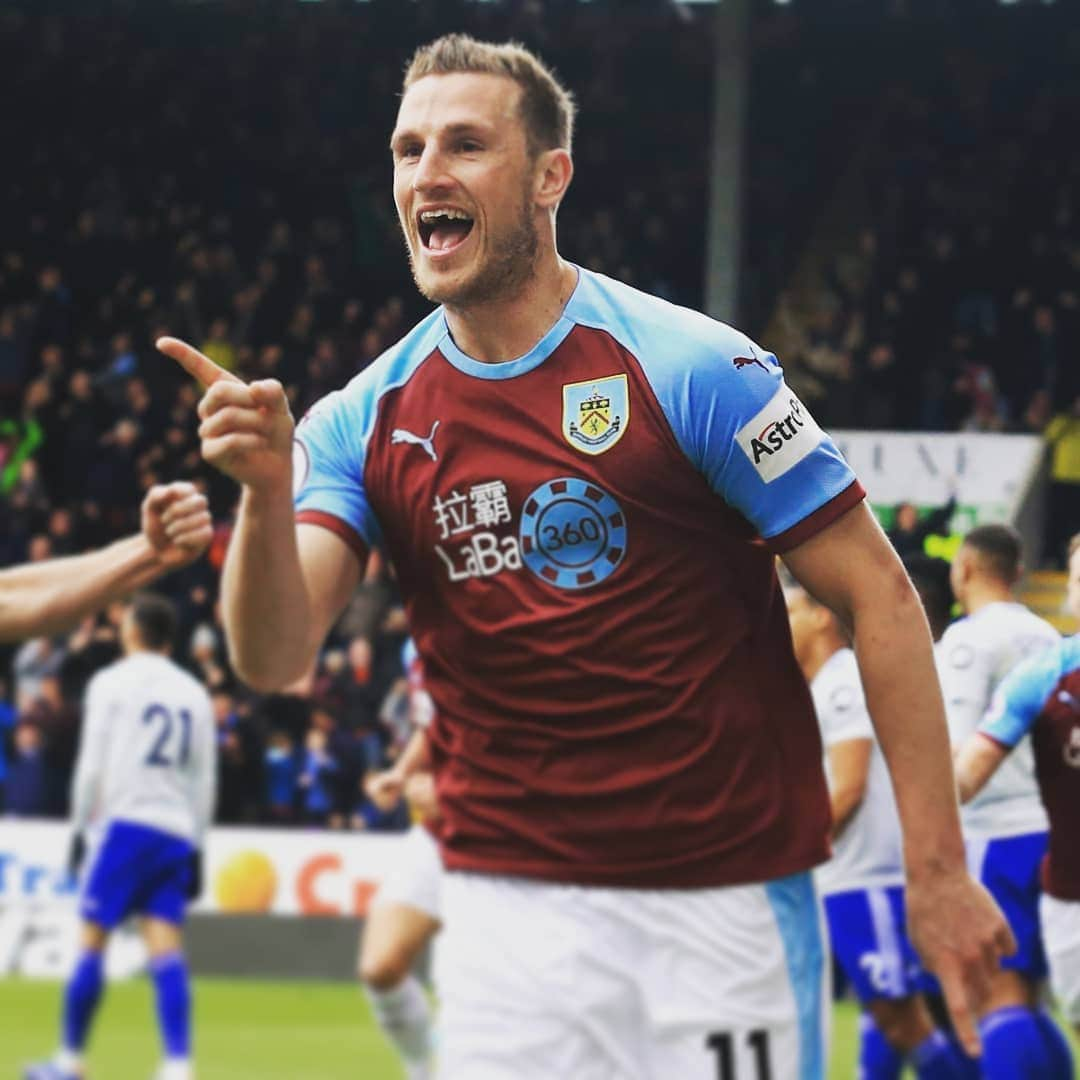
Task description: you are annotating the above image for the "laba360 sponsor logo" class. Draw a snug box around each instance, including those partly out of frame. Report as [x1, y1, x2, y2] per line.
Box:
[735, 383, 824, 483]
[432, 480, 522, 582]
[431, 477, 626, 589]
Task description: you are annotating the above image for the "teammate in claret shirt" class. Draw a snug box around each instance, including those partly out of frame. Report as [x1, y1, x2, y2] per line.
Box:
[956, 534, 1080, 1064]
[161, 33, 1009, 1079]
[25, 594, 217, 1080]
[786, 582, 976, 1080]
[936, 525, 1071, 1074]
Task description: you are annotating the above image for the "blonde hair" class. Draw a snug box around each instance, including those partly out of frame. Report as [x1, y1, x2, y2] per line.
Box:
[403, 34, 575, 156]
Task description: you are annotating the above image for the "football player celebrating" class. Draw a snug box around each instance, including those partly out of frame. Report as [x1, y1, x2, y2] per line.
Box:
[162, 34, 1009, 1078]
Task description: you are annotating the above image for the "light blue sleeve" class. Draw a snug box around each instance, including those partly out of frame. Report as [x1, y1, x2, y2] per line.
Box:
[660, 343, 857, 541]
[293, 307, 445, 554]
[570, 273, 859, 542]
[293, 386, 383, 551]
[979, 646, 1063, 748]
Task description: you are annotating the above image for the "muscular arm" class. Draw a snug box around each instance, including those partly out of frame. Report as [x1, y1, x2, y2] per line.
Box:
[0, 482, 211, 644]
[221, 491, 362, 689]
[784, 504, 964, 877]
[783, 501, 1012, 1054]
[0, 536, 160, 643]
[826, 738, 871, 838]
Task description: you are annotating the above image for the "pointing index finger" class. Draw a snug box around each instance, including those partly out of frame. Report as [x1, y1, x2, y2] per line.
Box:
[157, 336, 243, 387]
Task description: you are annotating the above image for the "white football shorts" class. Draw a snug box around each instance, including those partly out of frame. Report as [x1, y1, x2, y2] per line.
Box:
[1041, 892, 1080, 1023]
[370, 824, 443, 923]
[434, 869, 828, 1079]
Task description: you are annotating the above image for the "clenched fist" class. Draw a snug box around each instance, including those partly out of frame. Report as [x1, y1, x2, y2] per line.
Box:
[157, 336, 294, 494]
[141, 481, 213, 570]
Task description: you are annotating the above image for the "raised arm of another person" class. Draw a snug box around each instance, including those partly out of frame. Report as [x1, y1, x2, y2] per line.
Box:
[158, 337, 364, 689]
[0, 481, 211, 643]
[783, 501, 1014, 1057]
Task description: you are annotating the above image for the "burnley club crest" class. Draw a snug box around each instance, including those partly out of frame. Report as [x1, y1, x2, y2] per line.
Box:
[562, 374, 629, 456]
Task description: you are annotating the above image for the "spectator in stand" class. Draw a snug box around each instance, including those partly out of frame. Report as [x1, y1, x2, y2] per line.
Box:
[13, 637, 66, 708]
[189, 622, 229, 693]
[211, 688, 257, 823]
[298, 727, 341, 826]
[886, 494, 958, 559]
[263, 730, 298, 825]
[0, 679, 15, 806]
[351, 770, 410, 833]
[4, 721, 50, 816]
[200, 318, 237, 376]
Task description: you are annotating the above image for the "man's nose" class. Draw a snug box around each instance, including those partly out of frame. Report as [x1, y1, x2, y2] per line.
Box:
[413, 145, 451, 192]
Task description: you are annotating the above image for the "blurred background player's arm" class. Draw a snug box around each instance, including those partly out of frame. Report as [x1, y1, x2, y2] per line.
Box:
[954, 647, 1051, 805]
[783, 500, 1013, 1054]
[0, 481, 211, 643]
[67, 674, 110, 874]
[827, 737, 872, 838]
[366, 729, 432, 813]
[188, 687, 219, 900]
[954, 736, 1009, 804]
[193, 688, 219, 848]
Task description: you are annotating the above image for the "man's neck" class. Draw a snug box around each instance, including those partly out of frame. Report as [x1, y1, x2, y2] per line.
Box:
[962, 582, 1013, 616]
[443, 254, 578, 364]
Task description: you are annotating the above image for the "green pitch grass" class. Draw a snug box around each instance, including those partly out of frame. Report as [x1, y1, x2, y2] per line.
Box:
[0, 978, 1075, 1078]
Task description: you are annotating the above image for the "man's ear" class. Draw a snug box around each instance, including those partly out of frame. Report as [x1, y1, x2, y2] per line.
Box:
[534, 148, 573, 211]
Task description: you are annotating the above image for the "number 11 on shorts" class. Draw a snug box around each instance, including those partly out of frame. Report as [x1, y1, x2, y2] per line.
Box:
[706, 1029, 772, 1080]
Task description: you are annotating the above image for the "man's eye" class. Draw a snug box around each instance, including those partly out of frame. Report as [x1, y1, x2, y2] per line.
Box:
[457, 141, 481, 153]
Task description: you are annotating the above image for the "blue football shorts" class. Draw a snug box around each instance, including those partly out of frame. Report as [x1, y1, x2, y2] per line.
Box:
[80, 819, 194, 929]
[823, 884, 928, 1004]
[966, 830, 1049, 979]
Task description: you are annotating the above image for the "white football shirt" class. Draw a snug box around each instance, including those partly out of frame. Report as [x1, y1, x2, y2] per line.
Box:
[69, 651, 217, 844]
[937, 601, 1059, 838]
[812, 648, 903, 895]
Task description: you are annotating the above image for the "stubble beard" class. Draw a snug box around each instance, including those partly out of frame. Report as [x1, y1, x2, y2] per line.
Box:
[406, 197, 540, 310]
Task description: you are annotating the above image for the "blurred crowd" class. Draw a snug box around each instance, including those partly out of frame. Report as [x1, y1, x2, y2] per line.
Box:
[775, 8, 1080, 436]
[2, 1, 1078, 824]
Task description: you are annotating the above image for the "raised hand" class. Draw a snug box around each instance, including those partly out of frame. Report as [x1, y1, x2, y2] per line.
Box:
[141, 481, 213, 569]
[157, 336, 294, 493]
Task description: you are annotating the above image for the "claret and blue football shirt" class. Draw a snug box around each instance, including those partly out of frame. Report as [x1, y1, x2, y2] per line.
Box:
[979, 634, 1080, 900]
[295, 266, 865, 888]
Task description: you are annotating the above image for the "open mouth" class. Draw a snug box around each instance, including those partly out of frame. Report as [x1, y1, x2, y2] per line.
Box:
[418, 208, 475, 255]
